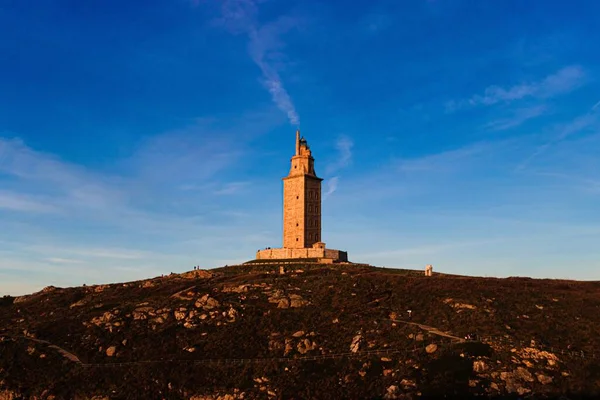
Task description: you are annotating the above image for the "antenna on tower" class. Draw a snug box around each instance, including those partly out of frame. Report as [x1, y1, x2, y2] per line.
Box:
[295, 129, 300, 155]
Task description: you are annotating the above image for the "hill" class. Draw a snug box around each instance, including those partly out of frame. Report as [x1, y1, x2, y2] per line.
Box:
[1, 262, 599, 399]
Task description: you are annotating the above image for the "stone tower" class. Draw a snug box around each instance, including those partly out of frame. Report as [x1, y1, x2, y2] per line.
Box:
[254, 129, 347, 263]
[282, 130, 323, 249]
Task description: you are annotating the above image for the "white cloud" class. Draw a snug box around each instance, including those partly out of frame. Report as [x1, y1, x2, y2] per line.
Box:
[0, 191, 58, 213]
[396, 141, 493, 173]
[485, 105, 547, 131]
[213, 0, 301, 126]
[517, 105, 600, 170]
[448, 65, 586, 111]
[323, 176, 338, 200]
[46, 257, 86, 264]
[323, 135, 354, 198]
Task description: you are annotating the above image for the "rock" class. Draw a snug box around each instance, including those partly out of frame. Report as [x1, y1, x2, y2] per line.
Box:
[415, 333, 424, 341]
[292, 331, 305, 338]
[473, 360, 487, 373]
[290, 298, 309, 308]
[132, 306, 154, 320]
[142, 281, 154, 288]
[222, 284, 249, 293]
[350, 334, 362, 353]
[174, 309, 187, 321]
[332, 318, 339, 324]
[297, 338, 316, 354]
[380, 357, 392, 362]
[195, 294, 220, 310]
[91, 311, 115, 326]
[425, 344, 438, 354]
[106, 346, 117, 357]
[383, 385, 399, 399]
[226, 307, 238, 321]
[277, 298, 290, 309]
[537, 374, 553, 384]
[383, 369, 393, 376]
[400, 379, 416, 388]
[70, 299, 87, 308]
[515, 367, 534, 382]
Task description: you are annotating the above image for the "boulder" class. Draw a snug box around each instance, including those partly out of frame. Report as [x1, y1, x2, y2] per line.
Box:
[426, 344, 438, 354]
[537, 374, 553, 385]
[106, 346, 117, 357]
[277, 298, 290, 309]
[473, 360, 487, 373]
[350, 334, 362, 353]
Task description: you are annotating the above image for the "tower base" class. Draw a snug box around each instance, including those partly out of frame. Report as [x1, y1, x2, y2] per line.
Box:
[256, 243, 348, 263]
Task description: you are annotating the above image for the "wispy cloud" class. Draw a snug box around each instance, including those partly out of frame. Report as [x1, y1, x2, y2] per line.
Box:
[447, 65, 586, 112]
[212, 0, 300, 126]
[484, 105, 547, 131]
[326, 135, 353, 174]
[213, 181, 251, 195]
[323, 135, 354, 199]
[0, 111, 285, 294]
[322, 176, 338, 200]
[397, 141, 494, 173]
[0, 191, 58, 213]
[517, 104, 600, 170]
[46, 257, 86, 265]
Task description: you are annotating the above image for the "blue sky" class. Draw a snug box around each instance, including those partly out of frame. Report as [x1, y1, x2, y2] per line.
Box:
[2, 0, 600, 295]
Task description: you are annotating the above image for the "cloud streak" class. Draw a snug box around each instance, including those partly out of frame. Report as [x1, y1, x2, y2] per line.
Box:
[214, 0, 300, 126]
[484, 105, 547, 131]
[517, 104, 600, 170]
[323, 135, 354, 199]
[447, 65, 586, 111]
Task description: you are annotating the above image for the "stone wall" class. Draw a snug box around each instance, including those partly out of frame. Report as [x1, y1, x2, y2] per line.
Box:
[256, 247, 348, 262]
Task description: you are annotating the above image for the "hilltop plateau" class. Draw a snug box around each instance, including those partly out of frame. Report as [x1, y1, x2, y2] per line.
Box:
[1, 262, 599, 399]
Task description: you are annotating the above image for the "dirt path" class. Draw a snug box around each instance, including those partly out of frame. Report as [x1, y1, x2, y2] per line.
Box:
[391, 319, 465, 342]
[3, 335, 83, 364]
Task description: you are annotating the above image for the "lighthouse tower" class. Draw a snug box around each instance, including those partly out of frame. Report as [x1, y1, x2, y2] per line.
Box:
[254, 130, 348, 263]
[282, 130, 323, 248]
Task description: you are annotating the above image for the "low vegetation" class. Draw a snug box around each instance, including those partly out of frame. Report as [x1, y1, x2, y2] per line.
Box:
[1, 263, 599, 399]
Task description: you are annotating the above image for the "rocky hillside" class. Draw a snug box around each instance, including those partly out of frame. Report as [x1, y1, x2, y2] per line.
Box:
[1, 262, 600, 399]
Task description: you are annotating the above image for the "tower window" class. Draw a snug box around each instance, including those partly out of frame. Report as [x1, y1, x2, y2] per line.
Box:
[309, 191, 312, 199]
[296, 223, 298, 227]
[296, 238, 299, 242]
[309, 233, 313, 240]
[315, 234, 319, 241]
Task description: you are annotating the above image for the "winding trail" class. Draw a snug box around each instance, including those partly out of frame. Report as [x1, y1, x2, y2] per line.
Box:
[390, 319, 465, 343]
[2, 335, 82, 364]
